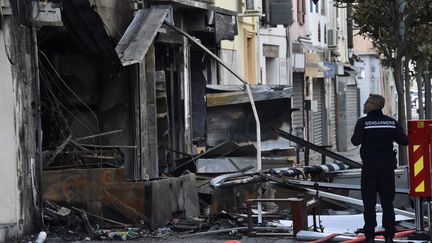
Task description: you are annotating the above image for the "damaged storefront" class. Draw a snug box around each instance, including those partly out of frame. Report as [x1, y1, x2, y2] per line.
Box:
[36, 0, 236, 179]
[2, 1, 418, 242]
[31, 0, 239, 237]
[31, 0, 322, 239]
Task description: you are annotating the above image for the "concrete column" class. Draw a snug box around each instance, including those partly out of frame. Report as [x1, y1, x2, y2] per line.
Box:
[0, 25, 19, 226]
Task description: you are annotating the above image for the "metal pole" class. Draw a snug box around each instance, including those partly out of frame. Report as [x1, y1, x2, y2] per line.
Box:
[246, 84, 262, 223]
[182, 36, 193, 157]
[428, 201, 432, 242]
[424, 61, 431, 119]
[414, 197, 424, 232]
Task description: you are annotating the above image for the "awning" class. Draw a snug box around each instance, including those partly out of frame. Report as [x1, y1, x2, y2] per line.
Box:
[342, 66, 359, 77]
[115, 8, 168, 66]
[318, 62, 331, 72]
[206, 85, 293, 107]
[297, 36, 315, 51]
[323, 62, 337, 78]
[305, 52, 329, 78]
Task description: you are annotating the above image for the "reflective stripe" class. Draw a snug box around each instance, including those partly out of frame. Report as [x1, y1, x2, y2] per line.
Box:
[364, 125, 396, 129]
[414, 156, 424, 177]
[415, 181, 425, 192]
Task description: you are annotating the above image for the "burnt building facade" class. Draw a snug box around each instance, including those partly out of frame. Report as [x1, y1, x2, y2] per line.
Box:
[0, 0, 238, 240]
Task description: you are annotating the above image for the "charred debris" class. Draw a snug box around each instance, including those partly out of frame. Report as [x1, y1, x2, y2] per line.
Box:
[30, 0, 412, 242]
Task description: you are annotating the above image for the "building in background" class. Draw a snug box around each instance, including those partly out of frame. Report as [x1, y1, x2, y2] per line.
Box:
[353, 31, 397, 117]
[216, 0, 258, 85]
[216, 0, 362, 156]
[353, 32, 383, 112]
[332, 3, 360, 152]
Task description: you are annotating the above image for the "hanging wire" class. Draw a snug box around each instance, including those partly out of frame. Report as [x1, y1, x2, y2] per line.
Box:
[40, 68, 97, 139]
[39, 61, 99, 133]
[39, 62, 101, 159]
[39, 50, 101, 136]
[39, 61, 97, 133]
[41, 73, 100, 161]
[37, 28, 55, 45]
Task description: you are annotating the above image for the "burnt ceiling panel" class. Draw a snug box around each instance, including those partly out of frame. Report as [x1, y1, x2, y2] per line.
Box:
[60, 0, 119, 62]
[115, 8, 168, 66]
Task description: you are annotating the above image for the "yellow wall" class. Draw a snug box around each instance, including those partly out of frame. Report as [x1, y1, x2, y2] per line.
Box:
[215, 0, 258, 84]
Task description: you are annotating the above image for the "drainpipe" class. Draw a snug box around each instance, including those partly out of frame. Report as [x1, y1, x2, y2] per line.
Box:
[286, 25, 291, 86]
[346, 3, 353, 50]
[256, 16, 261, 84]
[182, 36, 193, 155]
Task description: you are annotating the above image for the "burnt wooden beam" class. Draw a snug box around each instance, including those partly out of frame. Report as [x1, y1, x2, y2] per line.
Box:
[44, 134, 72, 168]
[140, 44, 159, 179]
[180, 36, 193, 154]
[274, 128, 362, 168]
[133, 63, 142, 179]
[207, 89, 291, 107]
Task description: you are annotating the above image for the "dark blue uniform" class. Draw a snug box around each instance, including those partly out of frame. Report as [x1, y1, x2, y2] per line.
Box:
[351, 110, 408, 240]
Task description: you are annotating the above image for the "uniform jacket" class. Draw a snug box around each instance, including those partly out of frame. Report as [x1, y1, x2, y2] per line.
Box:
[351, 110, 408, 167]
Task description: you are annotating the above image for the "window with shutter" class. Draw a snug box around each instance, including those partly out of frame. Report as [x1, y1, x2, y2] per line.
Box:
[297, 0, 305, 25]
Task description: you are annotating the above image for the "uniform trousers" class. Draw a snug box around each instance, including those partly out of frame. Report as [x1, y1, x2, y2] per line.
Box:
[361, 165, 395, 239]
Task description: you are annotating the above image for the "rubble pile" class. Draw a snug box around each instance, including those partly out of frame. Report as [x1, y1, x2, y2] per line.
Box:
[39, 131, 415, 242]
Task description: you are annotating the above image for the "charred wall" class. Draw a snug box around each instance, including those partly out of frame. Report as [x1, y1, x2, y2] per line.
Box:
[93, 0, 134, 42]
[0, 0, 39, 240]
[37, 1, 136, 178]
[38, 32, 134, 172]
[207, 99, 292, 146]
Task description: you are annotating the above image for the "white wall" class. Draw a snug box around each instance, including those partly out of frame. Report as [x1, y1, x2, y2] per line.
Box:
[0, 27, 19, 225]
[219, 48, 242, 84]
[306, 0, 328, 48]
[335, 6, 349, 63]
[217, 0, 251, 85]
[258, 25, 288, 85]
[355, 54, 382, 112]
[290, 0, 310, 39]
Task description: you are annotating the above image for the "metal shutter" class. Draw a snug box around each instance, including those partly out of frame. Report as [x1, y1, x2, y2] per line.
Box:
[329, 79, 336, 149]
[292, 73, 304, 128]
[345, 84, 359, 150]
[312, 78, 323, 146]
